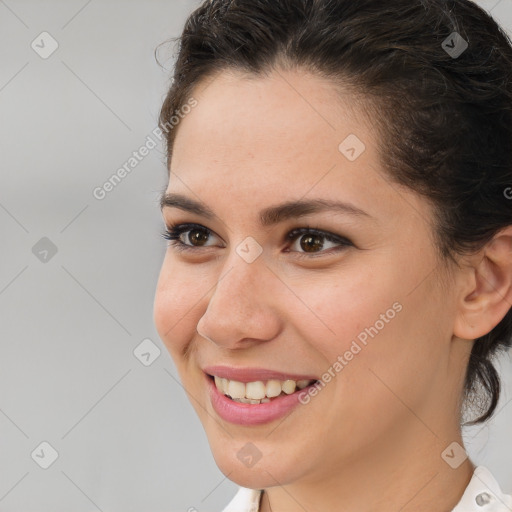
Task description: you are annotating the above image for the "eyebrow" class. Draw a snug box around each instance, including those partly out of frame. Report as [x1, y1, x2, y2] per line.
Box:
[160, 192, 372, 226]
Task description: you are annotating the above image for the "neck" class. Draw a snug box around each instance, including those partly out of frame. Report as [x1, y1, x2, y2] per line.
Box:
[259, 422, 474, 512]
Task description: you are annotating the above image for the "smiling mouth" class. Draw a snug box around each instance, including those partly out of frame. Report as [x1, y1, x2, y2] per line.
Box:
[207, 374, 319, 404]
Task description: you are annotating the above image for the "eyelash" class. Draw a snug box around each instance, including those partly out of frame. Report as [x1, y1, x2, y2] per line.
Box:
[161, 222, 353, 259]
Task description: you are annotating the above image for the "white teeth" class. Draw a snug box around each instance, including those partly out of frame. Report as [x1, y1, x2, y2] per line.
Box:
[233, 397, 263, 404]
[282, 379, 296, 394]
[232, 397, 272, 404]
[265, 380, 282, 398]
[213, 375, 316, 401]
[228, 380, 246, 399]
[297, 380, 310, 389]
[245, 381, 266, 400]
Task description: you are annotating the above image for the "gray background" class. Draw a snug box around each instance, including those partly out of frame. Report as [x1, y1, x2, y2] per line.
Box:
[0, 1, 511, 511]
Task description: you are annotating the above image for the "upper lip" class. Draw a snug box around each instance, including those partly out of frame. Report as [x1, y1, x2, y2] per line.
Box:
[203, 365, 318, 383]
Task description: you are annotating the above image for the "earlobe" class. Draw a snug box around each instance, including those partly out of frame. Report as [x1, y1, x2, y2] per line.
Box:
[453, 226, 512, 341]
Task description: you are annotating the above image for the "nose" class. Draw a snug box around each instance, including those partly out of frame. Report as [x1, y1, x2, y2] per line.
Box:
[196, 251, 282, 349]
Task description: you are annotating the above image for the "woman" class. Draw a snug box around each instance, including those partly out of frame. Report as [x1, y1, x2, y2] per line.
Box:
[153, 0, 512, 510]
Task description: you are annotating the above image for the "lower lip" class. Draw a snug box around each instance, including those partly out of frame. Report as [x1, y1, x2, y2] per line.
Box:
[206, 374, 315, 426]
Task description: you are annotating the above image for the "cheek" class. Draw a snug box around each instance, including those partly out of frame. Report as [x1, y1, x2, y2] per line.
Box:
[153, 259, 208, 356]
[291, 266, 440, 398]
[326, 283, 446, 433]
[284, 267, 392, 354]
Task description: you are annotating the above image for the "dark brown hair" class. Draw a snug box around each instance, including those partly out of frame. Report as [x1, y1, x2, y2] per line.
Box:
[158, 0, 512, 425]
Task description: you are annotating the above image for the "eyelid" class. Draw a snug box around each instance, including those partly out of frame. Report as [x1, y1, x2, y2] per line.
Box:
[285, 226, 353, 246]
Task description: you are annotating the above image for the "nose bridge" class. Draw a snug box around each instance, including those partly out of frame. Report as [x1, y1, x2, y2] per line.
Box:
[197, 248, 281, 347]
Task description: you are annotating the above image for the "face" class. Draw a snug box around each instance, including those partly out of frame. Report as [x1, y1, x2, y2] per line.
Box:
[153, 68, 463, 488]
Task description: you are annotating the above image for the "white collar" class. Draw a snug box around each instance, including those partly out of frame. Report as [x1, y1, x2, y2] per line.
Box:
[452, 466, 512, 511]
[222, 485, 261, 512]
[222, 466, 512, 512]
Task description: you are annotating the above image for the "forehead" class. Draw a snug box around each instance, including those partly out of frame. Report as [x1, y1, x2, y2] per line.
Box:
[176, 70, 354, 164]
[174, 68, 369, 161]
[166, 68, 422, 224]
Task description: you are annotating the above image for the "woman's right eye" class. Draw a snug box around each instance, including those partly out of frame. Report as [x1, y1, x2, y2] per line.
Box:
[162, 223, 221, 251]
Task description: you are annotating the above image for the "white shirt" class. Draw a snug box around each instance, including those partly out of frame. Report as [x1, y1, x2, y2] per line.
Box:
[222, 466, 512, 512]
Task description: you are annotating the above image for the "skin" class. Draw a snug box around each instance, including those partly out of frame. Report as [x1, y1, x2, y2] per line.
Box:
[153, 67, 512, 512]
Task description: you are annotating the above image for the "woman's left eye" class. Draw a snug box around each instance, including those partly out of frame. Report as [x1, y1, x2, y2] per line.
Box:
[162, 223, 353, 256]
[286, 227, 353, 257]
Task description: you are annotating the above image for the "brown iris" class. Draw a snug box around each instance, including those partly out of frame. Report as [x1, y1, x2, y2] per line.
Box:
[300, 234, 324, 252]
[188, 229, 209, 246]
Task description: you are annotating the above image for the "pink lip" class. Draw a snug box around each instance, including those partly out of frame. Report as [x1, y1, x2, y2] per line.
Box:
[204, 372, 319, 426]
[203, 365, 317, 383]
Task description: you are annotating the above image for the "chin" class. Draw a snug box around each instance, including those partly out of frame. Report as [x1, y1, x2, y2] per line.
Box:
[215, 455, 293, 489]
[206, 433, 305, 489]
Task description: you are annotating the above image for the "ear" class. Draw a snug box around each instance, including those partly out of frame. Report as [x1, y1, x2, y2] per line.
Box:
[453, 226, 512, 340]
